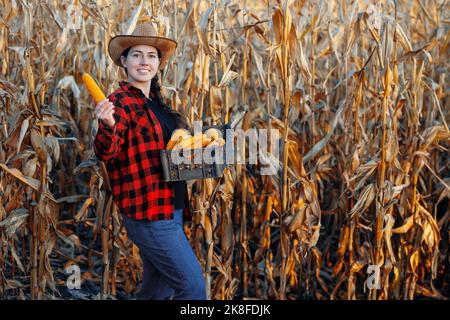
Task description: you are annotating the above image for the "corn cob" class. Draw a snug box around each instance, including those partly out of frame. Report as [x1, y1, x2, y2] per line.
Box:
[82, 73, 106, 104]
[166, 129, 191, 150]
[173, 133, 211, 150]
[204, 128, 222, 141]
[171, 128, 191, 141]
[173, 136, 197, 150]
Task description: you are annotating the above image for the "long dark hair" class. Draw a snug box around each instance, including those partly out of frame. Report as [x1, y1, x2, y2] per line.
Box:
[121, 47, 189, 130]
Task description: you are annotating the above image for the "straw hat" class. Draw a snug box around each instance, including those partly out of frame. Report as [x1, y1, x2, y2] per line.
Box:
[108, 20, 177, 70]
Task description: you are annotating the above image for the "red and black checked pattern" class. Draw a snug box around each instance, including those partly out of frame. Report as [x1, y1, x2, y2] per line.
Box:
[94, 81, 191, 221]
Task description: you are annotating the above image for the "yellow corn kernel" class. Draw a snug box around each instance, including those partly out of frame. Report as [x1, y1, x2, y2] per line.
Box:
[82, 73, 106, 104]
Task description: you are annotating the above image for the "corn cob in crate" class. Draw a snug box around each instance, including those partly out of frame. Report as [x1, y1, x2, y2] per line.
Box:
[161, 125, 229, 182]
[173, 133, 211, 150]
[167, 128, 223, 150]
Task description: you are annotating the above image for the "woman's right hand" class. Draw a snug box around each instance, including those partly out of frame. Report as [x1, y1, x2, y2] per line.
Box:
[94, 99, 116, 128]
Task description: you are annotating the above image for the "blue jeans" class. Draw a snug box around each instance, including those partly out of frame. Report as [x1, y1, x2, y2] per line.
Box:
[121, 209, 206, 300]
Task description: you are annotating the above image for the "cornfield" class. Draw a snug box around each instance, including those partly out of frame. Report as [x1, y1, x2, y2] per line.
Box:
[0, 0, 448, 300]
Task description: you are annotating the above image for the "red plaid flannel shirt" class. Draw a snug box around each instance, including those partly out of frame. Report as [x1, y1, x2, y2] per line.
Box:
[94, 81, 191, 221]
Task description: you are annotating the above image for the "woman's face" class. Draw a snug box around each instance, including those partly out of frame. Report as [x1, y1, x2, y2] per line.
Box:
[120, 45, 160, 84]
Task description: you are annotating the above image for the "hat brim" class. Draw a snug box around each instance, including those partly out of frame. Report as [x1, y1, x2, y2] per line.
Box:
[108, 35, 177, 70]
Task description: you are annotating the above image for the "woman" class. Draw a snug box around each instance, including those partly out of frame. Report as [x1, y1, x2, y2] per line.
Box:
[93, 20, 206, 300]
